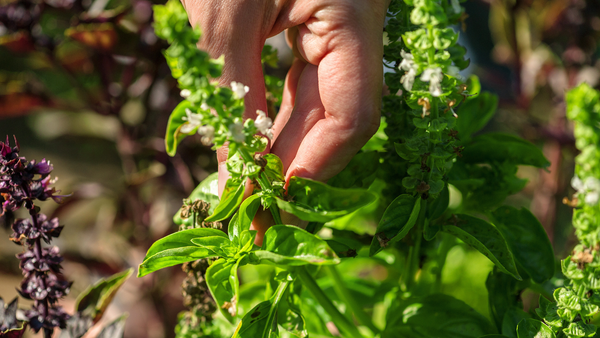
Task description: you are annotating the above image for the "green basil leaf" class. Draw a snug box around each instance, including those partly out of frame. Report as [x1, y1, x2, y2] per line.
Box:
[232, 280, 290, 338]
[443, 214, 521, 280]
[173, 172, 219, 226]
[563, 322, 596, 338]
[383, 294, 495, 338]
[275, 176, 376, 222]
[263, 154, 285, 183]
[428, 183, 449, 220]
[325, 239, 357, 258]
[190, 236, 232, 257]
[165, 100, 195, 157]
[554, 288, 581, 322]
[456, 92, 498, 141]
[502, 308, 531, 338]
[254, 225, 340, 266]
[479, 336, 512, 338]
[461, 133, 550, 169]
[138, 228, 227, 277]
[516, 319, 555, 338]
[486, 268, 529, 331]
[492, 206, 555, 283]
[75, 269, 133, 323]
[328, 152, 380, 189]
[229, 194, 261, 240]
[206, 258, 238, 323]
[277, 292, 308, 338]
[238, 230, 257, 253]
[370, 194, 421, 256]
[205, 178, 245, 222]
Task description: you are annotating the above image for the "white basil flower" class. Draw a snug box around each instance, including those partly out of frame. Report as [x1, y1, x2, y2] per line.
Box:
[255, 110, 274, 139]
[230, 81, 249, 99]
[401, 68, 417, 91]
[200, 102, 210, 111]
[198, 125, 215, 145]
[180, 89, 191, 98]
[421, 67, 443, 97]
[181, 108, 202, 133]
[399, 50, 416, 71]
[229, 121, 245, 143]
[399, 50, 419, 91]
[571, 175, 600, 205]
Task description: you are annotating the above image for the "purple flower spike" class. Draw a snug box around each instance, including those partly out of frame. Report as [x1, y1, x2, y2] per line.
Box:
[1, 136, 71, 335]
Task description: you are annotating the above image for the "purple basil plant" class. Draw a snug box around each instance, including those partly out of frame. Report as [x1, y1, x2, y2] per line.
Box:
[1, 136, 70, 337]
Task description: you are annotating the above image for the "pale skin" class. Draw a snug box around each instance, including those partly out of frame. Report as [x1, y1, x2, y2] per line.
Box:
[181, 0, 389, 243]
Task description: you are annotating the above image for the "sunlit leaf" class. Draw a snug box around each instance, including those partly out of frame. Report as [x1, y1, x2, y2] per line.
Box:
[165, 100, 196, 157]
[190, 236, 233, 257]
[206, 258, 238, 323]
[229, 194, 261, 240]
[232, 280, 290, 338]
[254, 225, 339, 266]
[205, 178, 245, 222]
[263, 154, 285, 183]
[138, 228, 227, 277]
[275, 177, 376, 222]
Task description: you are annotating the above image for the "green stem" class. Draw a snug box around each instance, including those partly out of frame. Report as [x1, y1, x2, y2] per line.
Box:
[325, 266, 380, 334]
[297, 267, 364, 338]
[433, 233, 455, 292]
[237, 148, 283, 224]
[404, 199, 427, 291]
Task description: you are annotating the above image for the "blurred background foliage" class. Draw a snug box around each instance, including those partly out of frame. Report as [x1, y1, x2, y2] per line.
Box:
[0, 0, 598, 336]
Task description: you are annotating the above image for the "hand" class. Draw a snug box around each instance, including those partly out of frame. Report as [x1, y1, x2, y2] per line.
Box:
[182, 0, 388, 242]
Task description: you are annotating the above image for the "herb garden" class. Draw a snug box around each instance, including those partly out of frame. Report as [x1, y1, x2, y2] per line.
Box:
[1, 0, 600, 337]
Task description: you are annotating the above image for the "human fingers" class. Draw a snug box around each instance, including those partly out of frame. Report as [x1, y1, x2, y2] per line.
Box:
[280, 1, 388, 182]
[271, 63, 324, 175]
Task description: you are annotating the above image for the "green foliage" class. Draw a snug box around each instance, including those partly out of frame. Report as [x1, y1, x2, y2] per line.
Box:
[205, 178, 245, 222]
[275, 177, 377, 222]
[137, 228, 227, 277]
[370, 194, 421, 256]
[516, 319, 556, 338]
[231, 278, 291, 338]
[460, 133, 550, 169]
[383, 294, 495, 338]
[442, 215, 521, 280]
[165, 100, 196, 156]
[206, 258, 241, 322]
[491, 206, 555, 283]
[254, 225, 340, 266]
